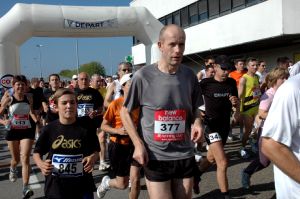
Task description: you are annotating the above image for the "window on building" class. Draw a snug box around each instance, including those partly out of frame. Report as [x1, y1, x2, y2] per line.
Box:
[159, 17, 166, 25]
[208, 0, 220, 18]
[181, 7, 189, 27]
[246, 0, 258, 6]
[165, 14, 172, 25]
[220, 0, 231, 13]
[198, 0, 208, 22]
[189, 2, 199, 26]
[232, 0, 246, 8]
[173, 11, 181, 26]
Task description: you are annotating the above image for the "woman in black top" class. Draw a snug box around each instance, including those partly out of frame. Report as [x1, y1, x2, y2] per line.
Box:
[0, 75, 38, 199]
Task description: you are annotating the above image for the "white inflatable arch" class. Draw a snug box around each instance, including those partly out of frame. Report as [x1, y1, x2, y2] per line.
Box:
[0, 3, 163, 76]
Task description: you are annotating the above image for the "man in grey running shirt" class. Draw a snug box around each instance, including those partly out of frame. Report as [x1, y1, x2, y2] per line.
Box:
[121, 24, 203, 199]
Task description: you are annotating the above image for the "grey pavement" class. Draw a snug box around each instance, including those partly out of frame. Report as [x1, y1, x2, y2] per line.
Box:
[0, 128, 275, 199]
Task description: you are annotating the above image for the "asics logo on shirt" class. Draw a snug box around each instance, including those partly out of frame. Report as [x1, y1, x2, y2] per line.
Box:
[52, 135, 81, 149]
[77, 94, 92, 101]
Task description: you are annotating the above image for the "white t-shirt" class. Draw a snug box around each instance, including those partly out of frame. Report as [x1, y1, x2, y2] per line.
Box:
[113, 79, 121, 100]
[255, 71, 267, 84]
[262, 74, 300, 199]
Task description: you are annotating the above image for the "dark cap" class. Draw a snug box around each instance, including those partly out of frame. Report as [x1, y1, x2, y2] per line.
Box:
[215, 55, 232, 70]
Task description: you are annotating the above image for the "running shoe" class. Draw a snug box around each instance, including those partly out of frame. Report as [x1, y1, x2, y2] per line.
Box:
[241, 169, 251, 189]
[22, 186, 34, 199]
[9, 168, 17, 182]
[240, 148, 250, 159]
[97, 175, 110, 198]
[99, 162, 110, 171]
[128, 179, 131, 188]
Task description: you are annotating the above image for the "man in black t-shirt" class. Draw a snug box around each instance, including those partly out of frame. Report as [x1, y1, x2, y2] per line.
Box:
[28, 77, 46, 136]
[75, 72, 104, 134]
[42, 74, 61, 124]
[195, 55, 240, 198]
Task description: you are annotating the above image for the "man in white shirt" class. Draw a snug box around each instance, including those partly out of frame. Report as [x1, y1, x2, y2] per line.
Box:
[261, 73, 300, 199]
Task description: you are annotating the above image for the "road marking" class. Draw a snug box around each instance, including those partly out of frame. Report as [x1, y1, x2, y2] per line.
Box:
[29, 169, 41, 189]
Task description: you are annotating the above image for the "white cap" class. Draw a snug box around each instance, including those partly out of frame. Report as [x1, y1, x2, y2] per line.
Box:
[119, 73, 133, 86]
[72, 74, 78, 80]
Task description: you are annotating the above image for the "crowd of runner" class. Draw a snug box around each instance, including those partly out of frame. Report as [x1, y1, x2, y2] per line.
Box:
[1, 24, 300, 199]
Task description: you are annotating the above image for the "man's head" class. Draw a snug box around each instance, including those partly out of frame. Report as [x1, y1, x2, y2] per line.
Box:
[158, 24, 186, 67]
[71, 74, 78, 88]
[90, 74, 102, 89]
[78, 72, 89, 90]
[234, 59, 245, 72]
[106, 76, 113, 84]
[213, 55, 232, 81]
[257, 60, 267, 73]
[48, 74, 60, 90]
[205, 65, 215, 78]
[277, 56, 290, 69]
[117, 62, 133, 79]
[31, 77, 40, 88]
[246, 57, 258, 75]
[39, 79, 45, 88]
[204, 56, 215, 67]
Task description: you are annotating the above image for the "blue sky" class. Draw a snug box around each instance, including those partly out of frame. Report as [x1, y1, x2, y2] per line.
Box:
[0, 0, 132, 79]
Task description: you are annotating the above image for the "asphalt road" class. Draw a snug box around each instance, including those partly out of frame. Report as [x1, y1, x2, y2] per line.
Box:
[0, 128, 276, 199]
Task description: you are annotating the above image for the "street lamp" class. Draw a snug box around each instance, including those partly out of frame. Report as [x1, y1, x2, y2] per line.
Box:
[36, 44, 44, 79]
[75, 39, 80, 75]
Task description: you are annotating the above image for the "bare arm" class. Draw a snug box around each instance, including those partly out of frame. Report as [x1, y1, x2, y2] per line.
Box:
[229, 95, 240, 124]
[27, 95, 38, 123]
[101, 118, 128, 135]
[42, 101, 48, 113]
[0, 91, 11, 114]
[197, 71, 203, 81]
[104, 82, 115, 108]
[33, 153, 53, 176]
[238, 77, 246, 99]
[82, 151, 98, 173]
[191, 117, 204, 143]
[262, 137, 300, 183]
[258, 109, 268, 119]
[120, 106, 148, 165]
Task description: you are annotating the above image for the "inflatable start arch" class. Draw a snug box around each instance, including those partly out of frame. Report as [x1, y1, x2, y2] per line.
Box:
[0, 3, 163, 76]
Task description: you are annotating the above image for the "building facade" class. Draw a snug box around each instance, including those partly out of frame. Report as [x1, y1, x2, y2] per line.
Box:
[130, 0, 300, 72]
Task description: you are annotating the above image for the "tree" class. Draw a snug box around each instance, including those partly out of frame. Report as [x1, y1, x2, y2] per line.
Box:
[59, 61, 106, 78]
[79, 61, 106, 77]
[59, 69, 73, 78]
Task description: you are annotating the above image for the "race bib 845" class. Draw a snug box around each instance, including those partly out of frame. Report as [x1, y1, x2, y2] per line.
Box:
[52, 154, 83, 177]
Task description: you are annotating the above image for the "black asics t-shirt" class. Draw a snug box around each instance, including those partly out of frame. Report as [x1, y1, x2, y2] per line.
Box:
[75, 87, 104, 130]
[34, 119, 100, 198]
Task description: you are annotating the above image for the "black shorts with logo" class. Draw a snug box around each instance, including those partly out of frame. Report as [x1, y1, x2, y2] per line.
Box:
[143, 157, 195, 182]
